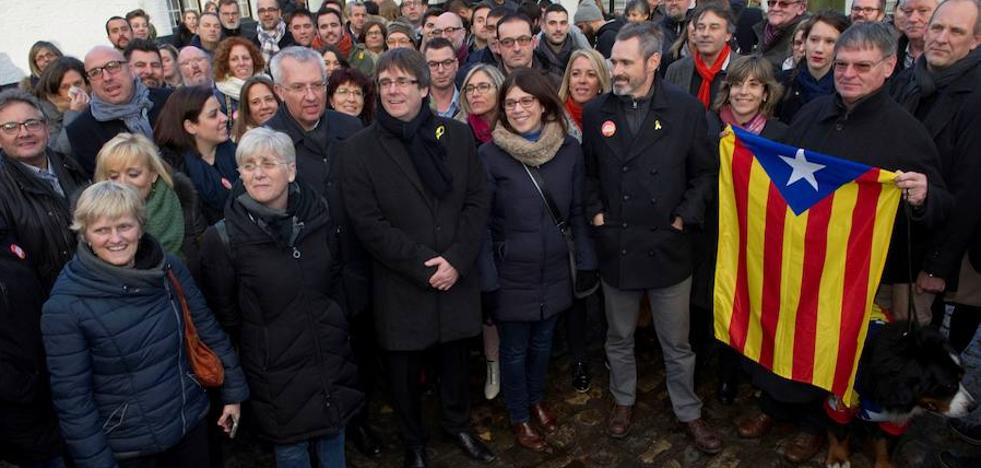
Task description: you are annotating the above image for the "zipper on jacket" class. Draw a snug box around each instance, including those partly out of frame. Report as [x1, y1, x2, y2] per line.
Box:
[163, 270, 189, 433]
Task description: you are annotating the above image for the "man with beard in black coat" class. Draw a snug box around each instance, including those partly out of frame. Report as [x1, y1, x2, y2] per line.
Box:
[892, 0, 981, 326]
[737, 22, 952, 463]
[339, 48, 493, 468]
[0, 90, 88, 468]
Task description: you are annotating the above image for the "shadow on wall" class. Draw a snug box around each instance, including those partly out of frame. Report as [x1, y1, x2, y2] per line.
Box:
[0, 53, 28, 88]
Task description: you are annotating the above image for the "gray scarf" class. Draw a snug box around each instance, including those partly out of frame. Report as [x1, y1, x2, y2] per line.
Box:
[89, 78, 154, 138]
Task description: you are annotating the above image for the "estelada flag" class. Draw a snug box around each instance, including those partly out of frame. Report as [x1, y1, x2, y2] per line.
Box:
[714, 126, 901, 406]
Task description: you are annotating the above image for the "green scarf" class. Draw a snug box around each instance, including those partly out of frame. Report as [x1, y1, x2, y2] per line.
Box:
[144, 178, 186, 257]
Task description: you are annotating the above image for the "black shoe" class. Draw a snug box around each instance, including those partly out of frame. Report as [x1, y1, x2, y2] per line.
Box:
[446, 431, 496, 463]
[938, 450, 981, 468]
[350, 423, 383, 457]
[403, 446, 428, 468]
[717, 380, 736, 405]
[572, 361, 591, 393]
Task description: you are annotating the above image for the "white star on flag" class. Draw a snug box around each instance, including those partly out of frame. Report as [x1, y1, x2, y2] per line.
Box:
[780, 148, 825, 191]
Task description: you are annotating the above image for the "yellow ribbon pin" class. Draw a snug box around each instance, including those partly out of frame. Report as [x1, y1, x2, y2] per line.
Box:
[654, 119, 662, 130]
[435, 125, 445, 141]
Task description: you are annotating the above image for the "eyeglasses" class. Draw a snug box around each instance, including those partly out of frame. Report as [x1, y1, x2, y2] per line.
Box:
[498, 35, 533, 48]
[0, 119, 46, 136]
[283, 81, 328, 94]
[766, 0, 801, 8]
[378, 77, 419, 89]
[335, 88, 364, 99]
[178, 56, 208, 67]
[427, 58, 457, 70]
[850, 6, 881, 13]
[366, 30, 383, 37]
[239, 158, 289, 172]
[402, 0, 422, 7]
[431, 26, 462, 36]
[386, 37, 413, 47]
[503, 96, 537, 110]
[833, 56, 890, 74]
[257, 7, 280, 14]
[86, 60, 126, 80]
[464, 82, 494, 95]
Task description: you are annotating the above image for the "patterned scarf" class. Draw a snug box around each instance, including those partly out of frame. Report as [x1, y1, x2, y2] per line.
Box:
[258, 20, 287, 66]
[89, 78, 153, 138]
[693, 44, 731, 108]
[719, 104, 767, 135]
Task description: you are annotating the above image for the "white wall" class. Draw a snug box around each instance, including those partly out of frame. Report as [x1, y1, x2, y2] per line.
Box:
[0, 0, 174, 85]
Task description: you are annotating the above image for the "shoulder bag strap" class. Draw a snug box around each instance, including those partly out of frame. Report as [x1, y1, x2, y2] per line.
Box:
[522, 164, 580, 289]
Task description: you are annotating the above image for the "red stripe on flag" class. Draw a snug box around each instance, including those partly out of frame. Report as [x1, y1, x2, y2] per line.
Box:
[832, 169, 882, 395]
[792, 197, 833, 382]
[758, 183, 787, 368]
[728, 141, 754, 352]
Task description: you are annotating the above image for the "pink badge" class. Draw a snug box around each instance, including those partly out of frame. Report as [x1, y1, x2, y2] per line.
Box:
[221, 177, 232, 189]
[10, 244, 25, 260]
[601, 120, 616, 137]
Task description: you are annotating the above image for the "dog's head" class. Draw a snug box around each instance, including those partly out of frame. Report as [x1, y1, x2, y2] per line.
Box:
[858, 322, 977, 418]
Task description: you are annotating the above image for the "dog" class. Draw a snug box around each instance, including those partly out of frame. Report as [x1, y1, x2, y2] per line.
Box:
[824, 321, 977, 468]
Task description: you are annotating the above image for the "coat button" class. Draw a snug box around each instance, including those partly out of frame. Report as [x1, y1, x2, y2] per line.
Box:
[650, 168, 658, 175]
[621, 165, 629, 172]
[620, 249, 627, 255]
[622, 194, 630, 201]
[648, 250, 654, 256]
[835, 123, 843, 131]
[650, 197, 657, 204]
[436, 224, 442, 231]
[621, 222, 628, 228]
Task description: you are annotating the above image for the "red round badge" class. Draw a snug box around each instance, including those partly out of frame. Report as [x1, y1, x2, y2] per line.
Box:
[601, 120, 616, 137]
[10, 244, 26, 260]
[221, 177, 232, 189]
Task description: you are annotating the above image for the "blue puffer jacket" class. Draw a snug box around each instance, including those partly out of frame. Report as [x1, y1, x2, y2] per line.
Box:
[42, 236, 249, 467]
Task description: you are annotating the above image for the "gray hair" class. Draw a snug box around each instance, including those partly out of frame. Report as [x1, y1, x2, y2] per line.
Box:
[375, 48, 431, 89]
[71, 181, 147, 234]
[270, 46, 326, 84]
[834, 21, 898, 57]
[615, 21, 663, 60]
[0, 89, 44, 116]
[236, 127, 296, 165]
[460, 64, 505, 116]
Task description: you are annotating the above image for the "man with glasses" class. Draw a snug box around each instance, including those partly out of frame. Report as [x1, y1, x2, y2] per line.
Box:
[581, 21, 720, 455]
[177, 46, 214, 87]
[895, 0, 939, 70]
[850, 0, 886, 23]
[426, 38, 463, 118]
[497, 13, 560, 85]
[253, 0, 296, 64]
[772, 22, 948, 462]
[456, 6, 508, 86]
[339, 47, 494, 468]
[218, 0, 257, 40]
[434, 12, 469, 65]
[105, 16, 133, 51]
[66, 46, 171, 176]
[752, 0, 809, 68]
[124, 39, 164, 89]
[0, 89, 87, 468]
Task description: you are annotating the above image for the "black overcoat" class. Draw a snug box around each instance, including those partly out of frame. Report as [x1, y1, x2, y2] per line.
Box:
[339, 118, 491, 351]
[582, 81, 716, 290]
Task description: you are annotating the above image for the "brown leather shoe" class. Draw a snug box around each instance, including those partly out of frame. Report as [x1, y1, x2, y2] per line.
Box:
[784, 431, 825, 463]
[607, 404, 633, 439]
[530, 402, 558, 433]
[686, 418, 723, 454]
[737, 412, 774, 439]
[512, 422, 548, 452]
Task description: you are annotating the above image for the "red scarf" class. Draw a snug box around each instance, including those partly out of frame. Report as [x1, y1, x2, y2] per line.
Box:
[312, 32, 353, 58]
[467, 113, 493, 143]
[693, 44, 731, 108]
[719, 104, 767, 135]
[564, 97, 583, 131]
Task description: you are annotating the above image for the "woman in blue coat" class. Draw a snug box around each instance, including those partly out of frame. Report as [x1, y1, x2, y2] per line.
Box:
[477, 69, 597, 452]
[41, 182, 248, 468]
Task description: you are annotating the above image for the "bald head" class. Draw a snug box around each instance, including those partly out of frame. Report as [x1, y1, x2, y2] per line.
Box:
[435, 12, 466, 50]
[85, 46, 134, 105]
[178, 46, 213, 86]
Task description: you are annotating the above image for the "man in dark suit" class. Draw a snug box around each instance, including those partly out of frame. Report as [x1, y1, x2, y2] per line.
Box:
[581, 22, 720, 454]
[339, 48, 493, 468]
[66, 46, 171, 176]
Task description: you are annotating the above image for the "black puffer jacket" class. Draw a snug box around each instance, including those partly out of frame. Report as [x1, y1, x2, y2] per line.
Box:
[0, 150, 88, 291]
[198, 181, 362, 444]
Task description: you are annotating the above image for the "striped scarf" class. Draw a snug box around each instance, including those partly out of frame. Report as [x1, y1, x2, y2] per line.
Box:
[258, 20, 287, 66]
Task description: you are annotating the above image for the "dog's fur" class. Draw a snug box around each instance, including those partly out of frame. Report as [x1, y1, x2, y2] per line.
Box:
[825, 322, 976, 468]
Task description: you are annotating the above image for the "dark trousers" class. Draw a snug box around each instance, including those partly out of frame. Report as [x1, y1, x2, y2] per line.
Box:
[950, 304, 981, 353]
[118, 420, 210, 468]
[759, 392, 827, 434]
[564, 298, 588, 363]
[386, 339, 471, 447]
[348, 310, 381, 429]
[0, 398, 63, 466]
[499, 314, 560, 423]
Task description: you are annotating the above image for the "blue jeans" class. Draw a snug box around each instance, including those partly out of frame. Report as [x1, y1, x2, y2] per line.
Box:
[273, 432, 345, 468]
[498, 314, 560, 423]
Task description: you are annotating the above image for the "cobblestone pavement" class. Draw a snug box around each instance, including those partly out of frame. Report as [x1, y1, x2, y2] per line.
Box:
[220, 326, 980, 468]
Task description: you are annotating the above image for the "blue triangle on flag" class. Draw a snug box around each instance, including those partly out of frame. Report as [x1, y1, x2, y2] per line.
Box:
[732, 126, 873, 215]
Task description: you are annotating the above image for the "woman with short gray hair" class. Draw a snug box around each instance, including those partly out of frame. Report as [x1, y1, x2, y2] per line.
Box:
[199, 127, 362, 468]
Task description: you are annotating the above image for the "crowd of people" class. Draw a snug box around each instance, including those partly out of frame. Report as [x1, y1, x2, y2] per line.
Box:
[1, 0, 980, 467]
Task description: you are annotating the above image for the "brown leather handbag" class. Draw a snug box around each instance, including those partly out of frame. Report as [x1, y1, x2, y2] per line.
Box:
[166, 269, 224, 387]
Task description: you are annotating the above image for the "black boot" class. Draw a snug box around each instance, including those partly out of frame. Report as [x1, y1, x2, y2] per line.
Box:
[445, 431, 496, 463]
[572, 361, 591, 393]
[403, 446, 428, 468]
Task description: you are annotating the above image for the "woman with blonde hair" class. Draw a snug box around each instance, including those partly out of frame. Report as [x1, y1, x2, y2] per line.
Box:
[558, 49, 610, 131]
[94, 133, 207, 265]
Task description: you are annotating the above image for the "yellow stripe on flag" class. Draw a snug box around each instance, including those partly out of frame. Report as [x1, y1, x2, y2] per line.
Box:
[741, 158, 770, 361]
[772, 206, 807, 377]
[715, 130, 738, 346]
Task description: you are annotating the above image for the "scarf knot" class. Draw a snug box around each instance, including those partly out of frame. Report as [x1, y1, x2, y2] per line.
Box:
[693, 44, 731, 108]
[719, 105, 767, 135]
[377, 98, 454, 199]
[258, 20, 287, 66]
[90, 78, 154, 138]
